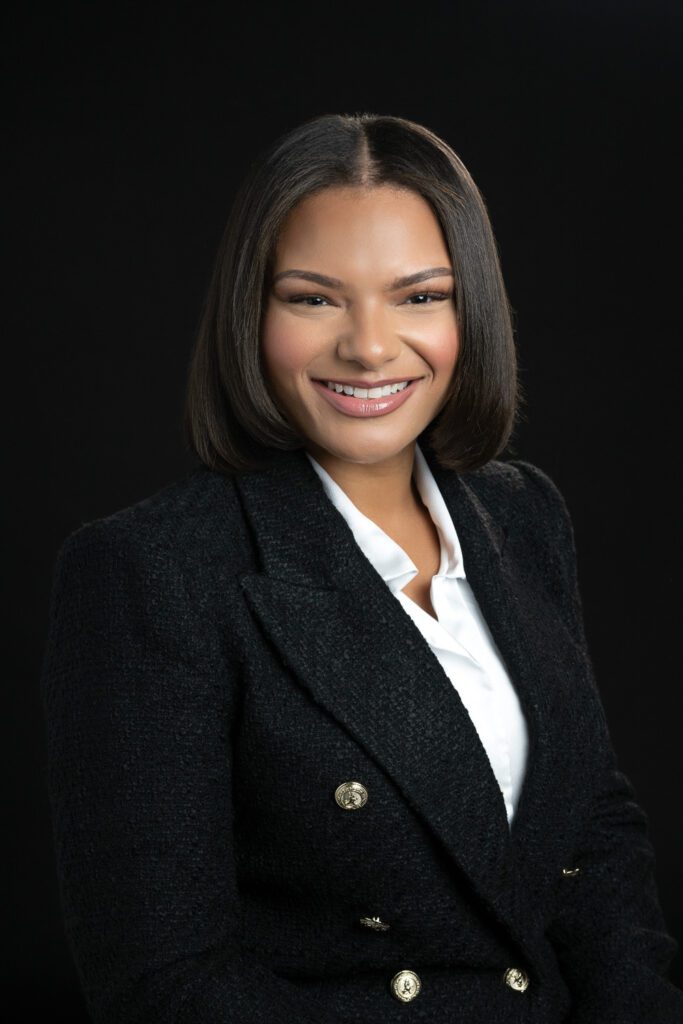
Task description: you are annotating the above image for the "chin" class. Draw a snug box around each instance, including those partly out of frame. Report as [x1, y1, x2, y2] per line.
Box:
[310, 431, 418, 466]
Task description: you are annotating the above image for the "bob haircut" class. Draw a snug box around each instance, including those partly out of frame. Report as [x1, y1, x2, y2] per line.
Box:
[183, 112, 523, 473]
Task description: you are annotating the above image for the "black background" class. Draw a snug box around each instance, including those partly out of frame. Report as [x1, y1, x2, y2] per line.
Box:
[4, 0, 681, 1015]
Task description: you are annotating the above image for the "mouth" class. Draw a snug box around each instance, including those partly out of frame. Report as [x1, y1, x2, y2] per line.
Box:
[310, 377, 422, 418]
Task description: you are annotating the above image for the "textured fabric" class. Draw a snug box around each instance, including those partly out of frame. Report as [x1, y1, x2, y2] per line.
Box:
[40, 434, 683, 1023]
[305, 442, 529, 825]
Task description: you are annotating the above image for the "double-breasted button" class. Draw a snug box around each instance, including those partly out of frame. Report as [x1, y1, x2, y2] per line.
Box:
[334, 780, 368, 809]
[390, 969, 421, 1002]
[503, 967, 530, 992]
[561, 866, 581, 877]
[359, 915, 390, 931]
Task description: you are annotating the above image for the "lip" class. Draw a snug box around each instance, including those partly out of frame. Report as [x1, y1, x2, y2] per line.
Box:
[313, 376, 422, 388]
[312, 377, 420, 418]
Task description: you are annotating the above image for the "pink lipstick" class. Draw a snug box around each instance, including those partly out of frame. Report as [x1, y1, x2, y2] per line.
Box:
[311, 378, 420, 418]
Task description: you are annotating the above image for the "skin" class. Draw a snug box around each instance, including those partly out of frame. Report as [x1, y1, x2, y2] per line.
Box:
[260, 185, 460, 617]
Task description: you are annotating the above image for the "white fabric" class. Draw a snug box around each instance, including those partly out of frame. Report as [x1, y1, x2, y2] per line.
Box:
[305, 442, 529, 826]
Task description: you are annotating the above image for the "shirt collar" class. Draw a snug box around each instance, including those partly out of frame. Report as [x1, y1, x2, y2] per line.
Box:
[305, 442, 466, 596]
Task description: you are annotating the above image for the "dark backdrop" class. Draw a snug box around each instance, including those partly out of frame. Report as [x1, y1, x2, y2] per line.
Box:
[4, 1, 681, 1015]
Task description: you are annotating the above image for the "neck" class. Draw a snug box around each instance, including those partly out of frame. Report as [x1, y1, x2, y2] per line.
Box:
[306, 441, 419, 525]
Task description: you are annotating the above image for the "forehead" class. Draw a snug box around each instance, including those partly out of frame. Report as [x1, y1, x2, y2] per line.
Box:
[273, 186, 450, 266]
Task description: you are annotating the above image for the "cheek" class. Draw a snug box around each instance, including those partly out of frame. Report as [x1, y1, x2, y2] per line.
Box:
[261, 309, 320, 384]
[423, 323, 460, 380]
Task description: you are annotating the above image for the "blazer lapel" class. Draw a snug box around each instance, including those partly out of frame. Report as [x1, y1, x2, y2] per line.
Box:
[427, 447, 590, 921]
[232, 442, 537, 942]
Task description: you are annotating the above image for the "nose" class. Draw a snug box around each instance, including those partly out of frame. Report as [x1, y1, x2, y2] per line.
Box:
[335, 305, 402, 370]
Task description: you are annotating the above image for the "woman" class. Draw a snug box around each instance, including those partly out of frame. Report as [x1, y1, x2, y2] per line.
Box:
[41, 113, 681, 1023]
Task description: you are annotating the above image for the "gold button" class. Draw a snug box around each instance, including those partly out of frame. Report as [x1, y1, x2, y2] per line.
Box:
[503, 967, 529, 992]
[390, 969, 421, 1002]
[561, 866, 581, 877]
[359, 915, 390, 931]
[334, 780, 368, 810]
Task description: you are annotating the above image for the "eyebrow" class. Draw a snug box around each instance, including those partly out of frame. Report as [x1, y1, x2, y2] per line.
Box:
[271, 267, 454, 291]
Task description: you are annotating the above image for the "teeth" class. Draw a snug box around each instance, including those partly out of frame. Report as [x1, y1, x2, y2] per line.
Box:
[325, 380, 410, 398]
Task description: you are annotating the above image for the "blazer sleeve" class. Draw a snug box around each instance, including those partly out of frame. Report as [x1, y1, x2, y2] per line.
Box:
[511, 462, 683, 1023]
[40, 520, 341, 1024]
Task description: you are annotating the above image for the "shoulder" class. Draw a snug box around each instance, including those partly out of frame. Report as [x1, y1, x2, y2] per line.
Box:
[459, 456, 572, 536]
[43, 466, 250, 693]
[53, 464, 246, 577]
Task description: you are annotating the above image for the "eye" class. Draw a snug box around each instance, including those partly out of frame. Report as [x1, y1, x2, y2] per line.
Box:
[404, 291, 452, 305]
[288, 294, 331, 307]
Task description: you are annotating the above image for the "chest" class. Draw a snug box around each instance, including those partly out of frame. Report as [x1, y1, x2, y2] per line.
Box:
[385, 504, 443, 618]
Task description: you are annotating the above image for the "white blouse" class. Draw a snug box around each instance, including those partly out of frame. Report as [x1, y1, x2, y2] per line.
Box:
[305, 443, 529, 826]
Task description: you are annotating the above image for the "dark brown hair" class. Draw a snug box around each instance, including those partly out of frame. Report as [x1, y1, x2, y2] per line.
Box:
[183, 112, 523, 473]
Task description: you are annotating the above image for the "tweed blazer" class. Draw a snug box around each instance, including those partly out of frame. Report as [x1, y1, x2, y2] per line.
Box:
[41, 436, 682, 1024]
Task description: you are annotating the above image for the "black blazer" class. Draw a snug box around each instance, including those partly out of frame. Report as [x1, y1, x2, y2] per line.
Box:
[41, 437, 682, 1024]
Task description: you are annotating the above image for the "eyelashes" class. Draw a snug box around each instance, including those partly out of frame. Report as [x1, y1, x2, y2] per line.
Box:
[287, 290, 454, 308]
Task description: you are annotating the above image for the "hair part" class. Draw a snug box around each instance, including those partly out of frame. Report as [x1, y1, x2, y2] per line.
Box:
[183, 112, 524, 474]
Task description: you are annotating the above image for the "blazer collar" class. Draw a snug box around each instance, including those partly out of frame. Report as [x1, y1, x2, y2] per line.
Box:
[233, 434, 505, 585]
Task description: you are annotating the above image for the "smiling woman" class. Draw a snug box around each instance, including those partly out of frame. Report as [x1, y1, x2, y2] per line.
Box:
[183, 113, 519, 477]
[41, 112, 682, 1024]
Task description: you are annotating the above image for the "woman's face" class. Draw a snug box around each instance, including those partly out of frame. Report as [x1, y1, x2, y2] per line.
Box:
[261, 185, 459, 467]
